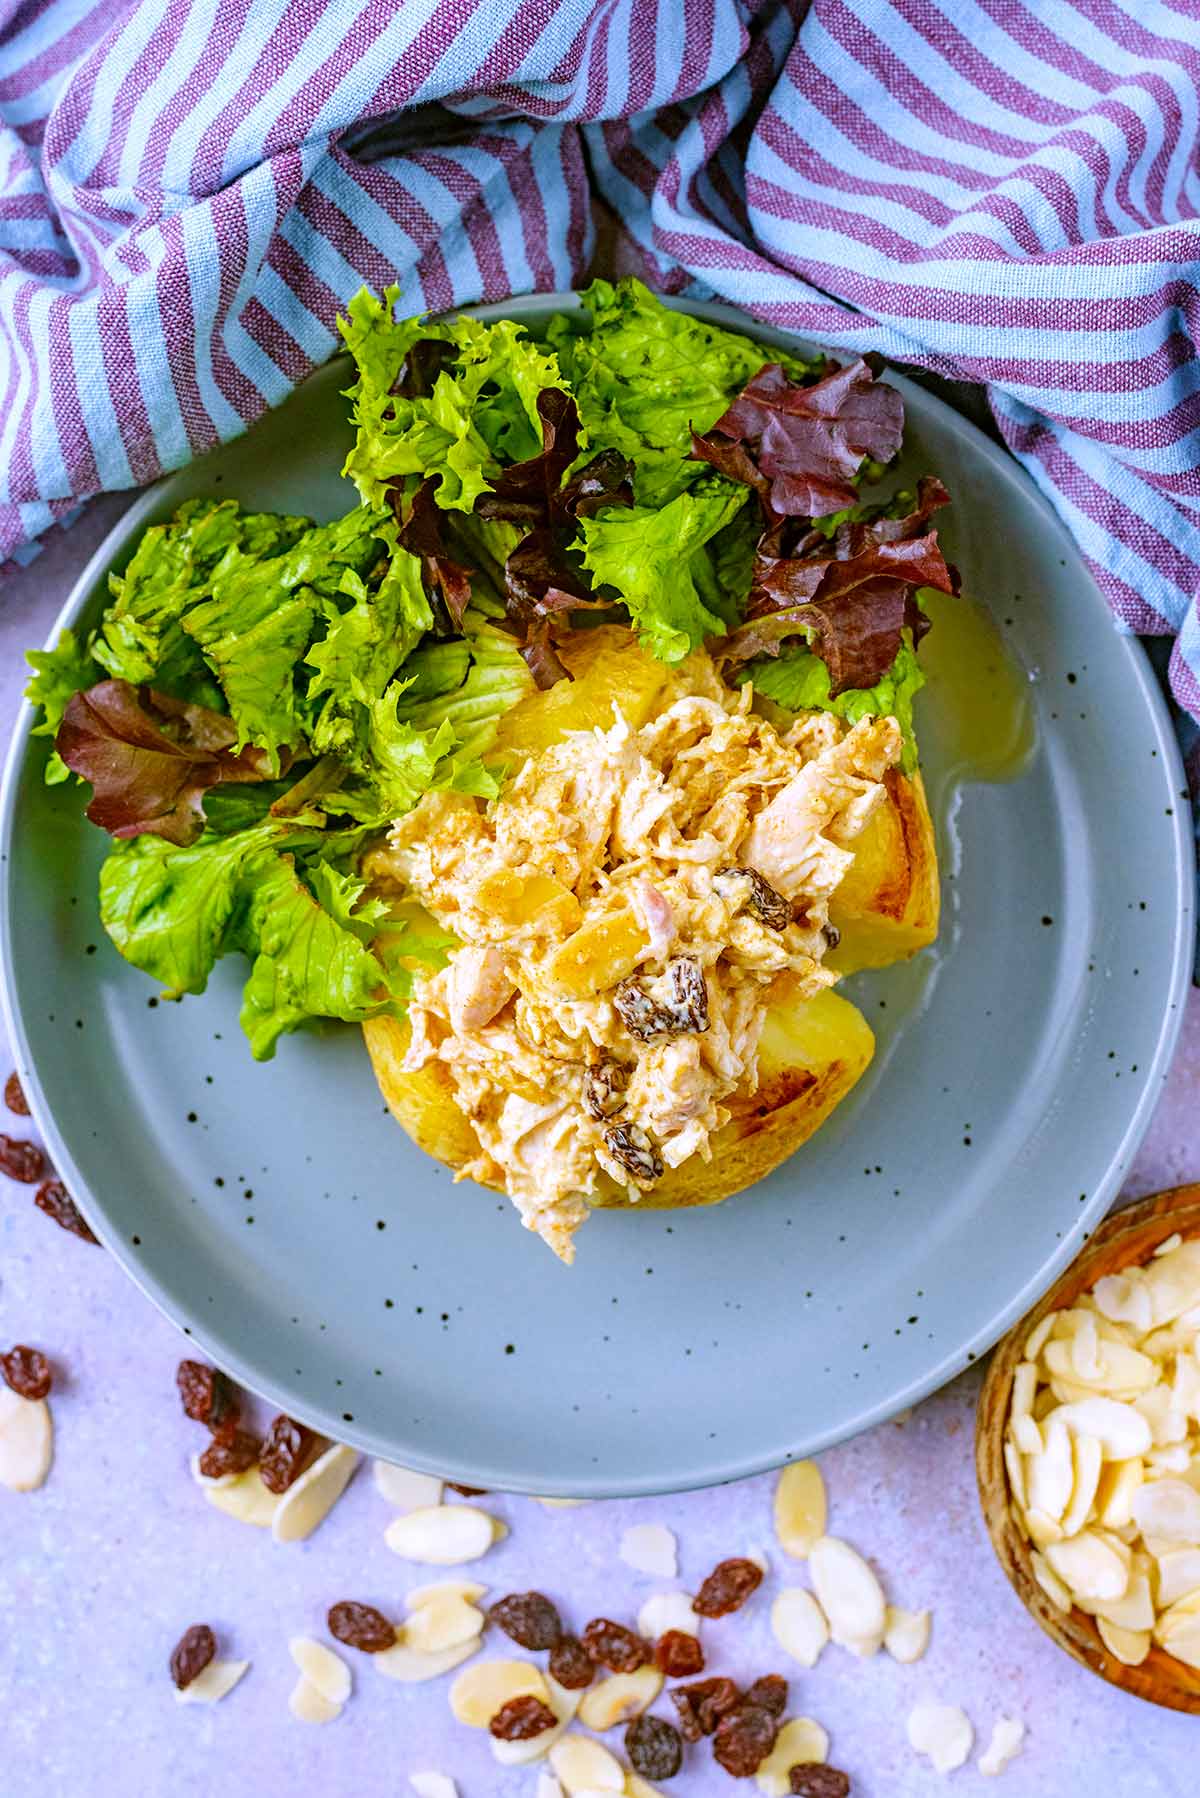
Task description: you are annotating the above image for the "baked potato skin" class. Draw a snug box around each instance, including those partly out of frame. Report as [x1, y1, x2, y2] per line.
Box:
[826, 767, 940, 973]
[363, 986, 875, 1212]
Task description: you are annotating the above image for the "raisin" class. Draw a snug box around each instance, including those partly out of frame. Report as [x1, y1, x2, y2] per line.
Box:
[671, 1676, 741, 1742]
[0, 1345, 51, 1400]
[601, 1122, 663, 1184]
[489, 1591, 562, 1650]
[583, 1057, 629, 1121]
[713, 1703, 778, 1777]
[170, 1623, 216, 1690]
[0, 1135, 45, 1184]
[258, 1414, 317, 1493]
[581, 1617, 649, 1672]
[176, 1360, 240, 1438]
[714, 867, 791, 931]
[446, 1482, 489, 1496]
[744, 1673, 788, 1718]
[626, 1712, 683, 1780]
[4, 1072, 29, 1116]
[328, 1601, 396, 1652]
[790, 1768, 852, 1798]
[197, 1430, 260, 1478]
[489, 1694, 559, 1740]
[614, 958, 709, 1041]
[822, 923, 841, 951]
[693, 1557, 763, 1618]
[548, 1633, 594, 1690]
[655, 1629, 705, 1677]
[33, 1178, 98, 1245]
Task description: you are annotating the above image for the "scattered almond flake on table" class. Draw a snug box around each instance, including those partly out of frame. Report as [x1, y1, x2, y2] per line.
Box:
[374, 1637, 481, 1683]
[636, 1592, 697, 1641]
[626, 1778, 666, 1798]
[409, 1775, 458, 1798]
[374, 1460, 444, 1511]
[619, 1523, 677, 1579]
[203, 1464, 278, 1528]
[809, 1536, 886, 1654]
[0, 1387, 52, 1491]
[387, 1504, 498, 1564]
[288, 1676, 342, 1724]
[492, 1676, 580, 1766]
[449, 1657, 550, 1727]
[577, 1666, 663, 1731]
[883, 1605, 931, 1664]
[754, 1717, 829, 1796]
[770, 1589, 829, 1669]
[536, 1497, 587, 1508]
[537, 1774, 565, 1798]
[907, 1702, 974, 1774]
[271, 1443, 359, 1543]
[405, 1589, 486, 1654]
[774, 1460, 827, 1559]
[548, 1735, 626, 1792]
[174, 1660, 250, 1705]
[288, 1637, 351, 1705]
[746, 1545, 771, 1575]
[978, 1716, 1025, 1777]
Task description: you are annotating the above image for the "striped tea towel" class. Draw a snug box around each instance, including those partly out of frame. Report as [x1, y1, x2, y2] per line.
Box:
[2, 0, 1200, 749]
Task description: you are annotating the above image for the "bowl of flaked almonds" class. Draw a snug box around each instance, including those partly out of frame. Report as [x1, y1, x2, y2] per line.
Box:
[977, 1182, 1200, 1713]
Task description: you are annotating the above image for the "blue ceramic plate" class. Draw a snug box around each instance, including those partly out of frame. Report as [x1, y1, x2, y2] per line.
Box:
[1, 297, 1192, 1494]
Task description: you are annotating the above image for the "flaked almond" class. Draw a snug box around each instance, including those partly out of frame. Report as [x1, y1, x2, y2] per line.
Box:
[404, 1591, 486, 1654]
[288, 1676, 341, 1724]
[409, 1777, 458, 1798]
[1155, 1546, 1200, 1606]
[637, 1592, 697, 1642]
[449, 1657, 548, 1727]
[407, 1579, 488, 1608]
[978, 1716, 1025, 1777]
[1090, 1567, 1154, 1631]
[0, 1389, 51, 1492]
[536, 1497, 587, 1509]
[272, 1444, 359, 1543]
[774, 1460, 826, 1559]
[619, 1524, 677, 1579]
[1054, 1397, 1152, 1460]
[288, 1637, 351, 1705]
[386, 1504, 497, 1565]
[1144, 1241, 1200, 1323]
[1134, 1384, 1187, 1446]
[1022, 1507, 1064, 1549]
[627, 1779, 666, 1798]
[1094, 1457, 1143, 1529]
[755, 1717, 829, 1797]
[809, 1536, 885, 1650]
[548, 1734, 626, 1792]
[1157, 1610, 1200, 1669]
[1012, 1414, 1042, 1456]
[1030, 1550, 1072, 1613]
[907, 1702, 973, 1774]
[577, 1665, 662, 1731]
[174, 1659, 249, 1704]
[1025, 1414, 1073, 1519]
[1130, 1477, 1200, 1544]
[374, 1460, 444, 1511]
[883, 1605, 931, 1664]
[1042, 1530, 1129, 1603]
[1002, 1441, 1027, 1511]
[537, 1775, 566, 1798]
[374, 1637, 480, 1682]
[1024, 1315, 1055, 1361]
[492, 1677, 579, 1766]
[1093, 1272, 1153, 1332]
[1060, 1433, 1103, 1538]
[204, 1465, 278, 1528]
[1097, 1617, 1150, 1666]
[770, 1588, 829, 1668]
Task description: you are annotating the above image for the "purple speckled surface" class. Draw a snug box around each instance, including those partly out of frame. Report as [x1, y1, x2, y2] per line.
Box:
[1, 502, 1196, 1797]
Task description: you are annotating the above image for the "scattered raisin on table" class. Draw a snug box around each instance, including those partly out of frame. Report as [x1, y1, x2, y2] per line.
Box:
[489, 1592, 562, 1650]
[713, 1703, 778, 1778]
[626, 1712, 683, 1780]
[446, 1482, 488, 1496]
[170, 1623, 216, 1690]
[0, 1344, 51, 1400]
[4, 1072, 29, 1116]
[655, 1629, 705, 1677]
[176, 1360, 240, 1437]
[34, 1178, 98, 1244]
[0, 1135, 46, 1184]
[670, 1676, 741, 1742]
[744, 1673, 788, 1717]
[693, 1557, 763, 1618]
[327, 1601, 395, 1652]
[581, 1617, 650, 1672]
[488, 1694, 559, 1740]
[197, 1430, 260, 1479]
[790, 1767, 852, 1798]
[258, 1414, 316, 1493]
[548, 1633, 594, 1690]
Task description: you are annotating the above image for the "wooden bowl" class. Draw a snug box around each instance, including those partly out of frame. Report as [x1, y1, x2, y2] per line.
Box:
[976, 1182, 1200, 1714]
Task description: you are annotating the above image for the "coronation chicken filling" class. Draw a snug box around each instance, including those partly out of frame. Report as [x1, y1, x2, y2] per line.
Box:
[369, 650, 901, 1261]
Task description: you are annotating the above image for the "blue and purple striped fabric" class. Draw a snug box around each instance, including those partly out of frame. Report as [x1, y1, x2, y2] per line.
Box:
[3, 0, 1200, 730]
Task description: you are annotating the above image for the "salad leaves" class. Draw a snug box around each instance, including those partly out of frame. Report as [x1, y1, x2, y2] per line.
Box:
[27, 278, 956, 1059]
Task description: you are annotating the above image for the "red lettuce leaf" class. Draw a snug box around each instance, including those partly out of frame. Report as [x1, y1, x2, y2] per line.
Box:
[391, 337, 453, 398]
[393, 476, 473, 630]
[56, 680, 286, 845]
[691, 357, 905, 519]
[719, 477, 956, 694]
[476, 388, 584, 524]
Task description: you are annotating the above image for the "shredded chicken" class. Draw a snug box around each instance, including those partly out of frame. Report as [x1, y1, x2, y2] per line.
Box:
[368, 650, 902, 1261]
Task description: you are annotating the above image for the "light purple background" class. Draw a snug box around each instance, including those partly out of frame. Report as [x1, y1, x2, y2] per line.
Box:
[1, 503, 1196, 1797]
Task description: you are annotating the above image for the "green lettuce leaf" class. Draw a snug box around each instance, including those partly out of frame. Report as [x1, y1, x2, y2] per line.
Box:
[576, 482, 749, 661]
[745, 639, 926, 772]
[25, 628, 102, 783]
[395, 620, 535, 767]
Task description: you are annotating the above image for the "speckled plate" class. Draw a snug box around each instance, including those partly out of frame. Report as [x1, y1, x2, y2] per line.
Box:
[1, 297, 1192, 1495]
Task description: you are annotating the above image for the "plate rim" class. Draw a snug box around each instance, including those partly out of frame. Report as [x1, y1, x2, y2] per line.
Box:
[1, 292, 1194, 1496]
